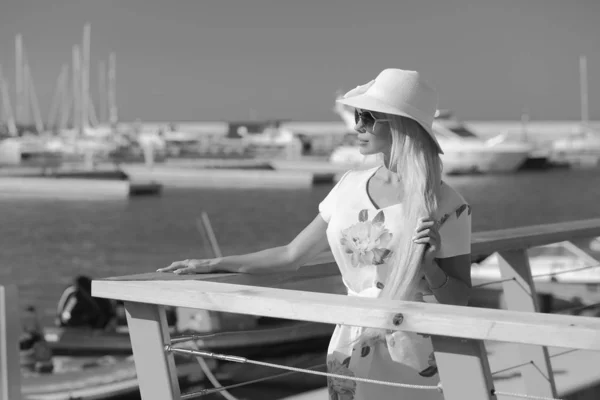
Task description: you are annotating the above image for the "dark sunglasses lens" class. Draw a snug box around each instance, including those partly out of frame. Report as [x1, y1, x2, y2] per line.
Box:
[354, 110, 375, 126]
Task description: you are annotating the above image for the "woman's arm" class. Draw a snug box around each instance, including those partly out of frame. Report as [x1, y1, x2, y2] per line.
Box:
[160, 214, 330, 275]
[219, 214, 330, 274]
[423, 254, 471, 306]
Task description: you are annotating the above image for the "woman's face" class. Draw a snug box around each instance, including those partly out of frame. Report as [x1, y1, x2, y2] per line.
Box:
[353, 109, 393, 156]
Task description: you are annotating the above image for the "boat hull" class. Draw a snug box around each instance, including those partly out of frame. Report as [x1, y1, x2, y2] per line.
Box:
[442, 150, 530, 174]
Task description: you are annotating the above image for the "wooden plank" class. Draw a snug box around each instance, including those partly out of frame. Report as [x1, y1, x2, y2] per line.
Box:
[498, 249, 558, 398]
[104, 263, 343, 292]
[124, 302, 180, 400]
[471, 219, 600, 257]
[0, 285, 22, 400]
[93, 279, 600, 351]
[432, 336, 495, 399]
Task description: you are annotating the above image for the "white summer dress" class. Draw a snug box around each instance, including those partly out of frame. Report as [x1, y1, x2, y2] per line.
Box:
[319, 166, 472, 400]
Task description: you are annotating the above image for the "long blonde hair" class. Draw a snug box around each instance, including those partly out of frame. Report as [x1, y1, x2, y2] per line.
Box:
[361, 114, 443, 340]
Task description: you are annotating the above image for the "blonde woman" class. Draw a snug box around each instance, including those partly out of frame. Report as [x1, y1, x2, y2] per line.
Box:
[158, 69, 472, 400]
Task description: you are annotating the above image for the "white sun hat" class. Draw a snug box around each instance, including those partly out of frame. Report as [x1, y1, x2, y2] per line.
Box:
[337, 68, 443, 154]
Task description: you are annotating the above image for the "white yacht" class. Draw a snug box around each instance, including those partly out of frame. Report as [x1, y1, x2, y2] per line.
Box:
[330, 101, 532, 174]
[548, 125, 600, 168]
[472, 239, 600, 284]
[433, 111, 533, 174]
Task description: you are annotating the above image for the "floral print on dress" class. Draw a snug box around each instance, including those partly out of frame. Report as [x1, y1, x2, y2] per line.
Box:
[327, 355, 357, 400]
[340, 209, 393, 268]
[439, 203, 471, 226]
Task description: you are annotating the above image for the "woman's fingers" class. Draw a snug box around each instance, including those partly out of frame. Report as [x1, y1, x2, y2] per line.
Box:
[158, 259, 214, 275]
[413, 233, 440, 248]
[415, 220, 435, 230]
[173, 266, 198, 275]
[157, 260, 189, 272]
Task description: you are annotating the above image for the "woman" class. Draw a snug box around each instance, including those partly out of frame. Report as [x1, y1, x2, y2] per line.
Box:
[158, 68, 472, 399]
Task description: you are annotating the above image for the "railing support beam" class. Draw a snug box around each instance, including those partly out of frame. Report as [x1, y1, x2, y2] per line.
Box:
[432, 336, 496, 399]
[0, 285, 22, 400]
[498, 249, 558, 398]
[125, 302, 180, 400]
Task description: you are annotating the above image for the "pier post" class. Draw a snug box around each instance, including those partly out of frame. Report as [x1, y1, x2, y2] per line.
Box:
[497, 249, 558, 398]
[432, 336, 496, 399]
[0, 285, 22, 400]
[125, 302, 180, 400]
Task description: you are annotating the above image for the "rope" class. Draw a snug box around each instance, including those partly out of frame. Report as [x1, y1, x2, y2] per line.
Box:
[491, 349, 578, 376]
[556, 300, 600, 315]
[180, 364, 326, 399]
[166, 346, 441, 392]
[188, 340, 239, 400]
[493, 390, 563, 400]
[472, 261, 600, 288]
[488, 349, 579, 400]
[170, 342, 581, 399]
[171, 335, 581, 399]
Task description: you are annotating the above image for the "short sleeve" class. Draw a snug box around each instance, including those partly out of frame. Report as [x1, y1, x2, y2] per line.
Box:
[435, 203, 472, 258]
[318, 170, 351, 223]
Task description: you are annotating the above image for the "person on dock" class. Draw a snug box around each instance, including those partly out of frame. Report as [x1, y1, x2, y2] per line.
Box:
[20, 306, 54, 373]
[158, 69, 472, 400]
[56, 275, 117, 330]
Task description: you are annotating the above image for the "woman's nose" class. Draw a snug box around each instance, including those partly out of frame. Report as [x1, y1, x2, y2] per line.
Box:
[354, 119, 367, 133]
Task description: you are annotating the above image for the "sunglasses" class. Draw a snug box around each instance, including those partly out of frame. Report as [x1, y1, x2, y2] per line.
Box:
[354, 109, 390, 131]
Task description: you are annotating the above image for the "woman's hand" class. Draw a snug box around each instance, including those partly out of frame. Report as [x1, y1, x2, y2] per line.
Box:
[157, 258, 221, 275]
[413, 217, 440, 264]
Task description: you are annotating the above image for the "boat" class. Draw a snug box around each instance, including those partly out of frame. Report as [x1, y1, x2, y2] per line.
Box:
[330, 98, 533, 174]
[44, 317, 333, 357]
[548, 125, 600, 168]
[546, 56, 600, 168]
[29, 318, 332, 399]
[21, 353, 210, 400]
[472, 238, 600, 284]
[469, 237, 600, 312]
[433, 111, 534, 174]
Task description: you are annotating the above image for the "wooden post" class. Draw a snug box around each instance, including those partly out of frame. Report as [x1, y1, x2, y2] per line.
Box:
[497, 249, 558, 398]
[0, 285, 22, 400]
[432, 336, 496, 399]
[124, 302, 180, 400]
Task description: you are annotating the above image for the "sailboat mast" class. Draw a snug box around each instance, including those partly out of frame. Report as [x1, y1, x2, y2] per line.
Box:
[59, 92, 72, 131]
[72, 45, 81, 133]
[87, 92, 98, 126]
[24, 61, 44, 133]
[0, 66, 18, 136]
[108, 52, 117, 128]
[98, 60, 107, 124]
[47, 64, 68, 130]
[580, 55, 589, 128]
[81, 23, 91, 131]
[15, 34, 23, 127]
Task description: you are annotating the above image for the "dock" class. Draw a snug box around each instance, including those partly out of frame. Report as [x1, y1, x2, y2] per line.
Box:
[0, 176, 161, 200]
[0, 157, 355, 198]
[121, 159, 351, 189]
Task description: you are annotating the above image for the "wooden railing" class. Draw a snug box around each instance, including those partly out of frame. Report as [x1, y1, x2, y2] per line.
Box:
[3, 219, 600, 400]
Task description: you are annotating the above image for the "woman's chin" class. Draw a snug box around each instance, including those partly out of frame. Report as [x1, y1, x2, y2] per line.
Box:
[358, 146, 376, 156]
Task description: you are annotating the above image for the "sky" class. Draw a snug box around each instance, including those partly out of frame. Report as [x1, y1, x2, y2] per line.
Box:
[0, 0, 599, 123]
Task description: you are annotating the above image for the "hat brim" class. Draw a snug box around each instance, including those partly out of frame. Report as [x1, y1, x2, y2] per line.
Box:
[337, 95, 444, 154]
